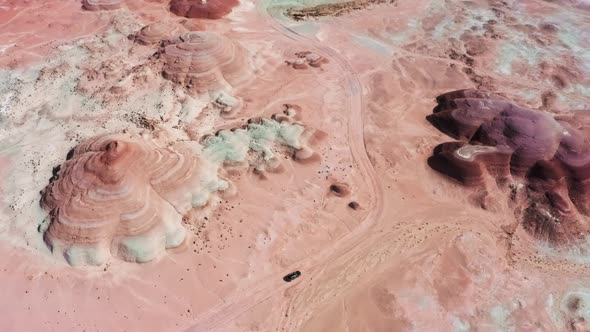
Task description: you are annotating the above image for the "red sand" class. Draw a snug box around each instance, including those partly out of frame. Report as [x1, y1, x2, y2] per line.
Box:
[0, 0, 109, 67]
[1, 0, 590, 331]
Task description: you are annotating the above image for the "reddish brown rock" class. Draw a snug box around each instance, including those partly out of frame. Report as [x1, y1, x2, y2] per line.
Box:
[428, 142, 512, 187]
[82, 0, 122, 11]
[162, 31, 253, 94]
[427, 89, 590, 244]
[169, 0, 239, 19]
[134, 21, 185, 45]
[286, 51, 329, 70]
[40, 134, 204, 266]
[329, 182, 351, 197]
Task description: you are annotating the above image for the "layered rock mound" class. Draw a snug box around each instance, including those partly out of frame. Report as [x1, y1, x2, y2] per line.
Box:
[169, 0, 239, 19]
[427, 89, 590, 244]
[134, 21, 185, 45]
[40, 134, 204, 266]
[162, 31, 252, 94]
[82, 0, 122, 11]
[286, 51, 329, 70]
[201, 110, 320, 171]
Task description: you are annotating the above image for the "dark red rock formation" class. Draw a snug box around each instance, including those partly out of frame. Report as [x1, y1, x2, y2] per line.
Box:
[82, 0, 122, 11]
[329, 182, 351, 197]
[169, 0, 239, 19]
[427, 89, 590, 244]
[427, 142, 512, 187]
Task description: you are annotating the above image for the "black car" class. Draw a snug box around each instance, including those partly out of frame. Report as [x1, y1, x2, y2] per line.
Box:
[283, 271, 302, 282]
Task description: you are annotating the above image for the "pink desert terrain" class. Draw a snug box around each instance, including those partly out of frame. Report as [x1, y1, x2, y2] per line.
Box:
[0, 0, 590, 331]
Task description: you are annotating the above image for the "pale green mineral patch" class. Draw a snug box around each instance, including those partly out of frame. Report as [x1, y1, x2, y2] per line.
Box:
[202, 119, 305, 162]
[561, 289, 590, 322]
[119, 234, 162, 263]
[488, 304, 516, 332]
[193, 118, 306, 207]
[64, 245, 109, 266]
[496, 41, 540, 76]
[451, 316, 471, 332]
[538, 236, 590, 264]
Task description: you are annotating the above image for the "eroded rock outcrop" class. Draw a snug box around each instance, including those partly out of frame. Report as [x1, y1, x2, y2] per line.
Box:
[286, 0, 396, 21]
[286, 51, 329, 70]
[329, 182, 351, 197]
[201, 108, 321, 175]
[427, 89, 590, 243]
[40, 134, 203, 266]
[40, 111, 321, 266]
[134, 21, 185, 45]
[82, 0, 122, 11]
[162, 31, 252, 94]
[560, 290, 590, 332]
[169, 0, 239, 19]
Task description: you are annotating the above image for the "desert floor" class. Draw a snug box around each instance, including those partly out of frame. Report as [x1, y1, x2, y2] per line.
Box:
[1, 0, 590, 331]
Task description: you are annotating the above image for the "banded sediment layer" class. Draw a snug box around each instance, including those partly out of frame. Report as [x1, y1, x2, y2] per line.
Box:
[40, 134, 203, 266]
[134, 21, 185, 45]
[170, 0, 240, 19]
[162, 31, 253, 94]
[427, 89, 590, 243]
[40, 111, 318, 266]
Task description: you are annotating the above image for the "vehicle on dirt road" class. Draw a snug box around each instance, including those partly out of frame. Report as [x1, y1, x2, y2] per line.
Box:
[283, 271, 301, 282]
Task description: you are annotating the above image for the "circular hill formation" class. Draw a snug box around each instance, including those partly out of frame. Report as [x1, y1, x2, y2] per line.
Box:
[40, 134, 204, 266]
[169, 0, 240, 19]
[81, 0, 122, 11]
[427, 89, 590, 244]
[162, 31, 252, 94]
[135, 21, 185, 45]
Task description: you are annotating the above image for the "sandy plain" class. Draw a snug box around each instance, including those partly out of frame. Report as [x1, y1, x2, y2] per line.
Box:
[0, 0, 590, 331]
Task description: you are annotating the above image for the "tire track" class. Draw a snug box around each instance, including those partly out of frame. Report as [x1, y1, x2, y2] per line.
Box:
[183, 2, 384, 330]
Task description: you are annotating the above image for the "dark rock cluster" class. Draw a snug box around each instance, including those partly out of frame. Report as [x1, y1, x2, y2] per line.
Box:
[428, 89, 590, 243]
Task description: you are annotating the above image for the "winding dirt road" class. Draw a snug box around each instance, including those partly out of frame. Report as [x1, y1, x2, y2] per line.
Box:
[183, 1, 385, 331]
